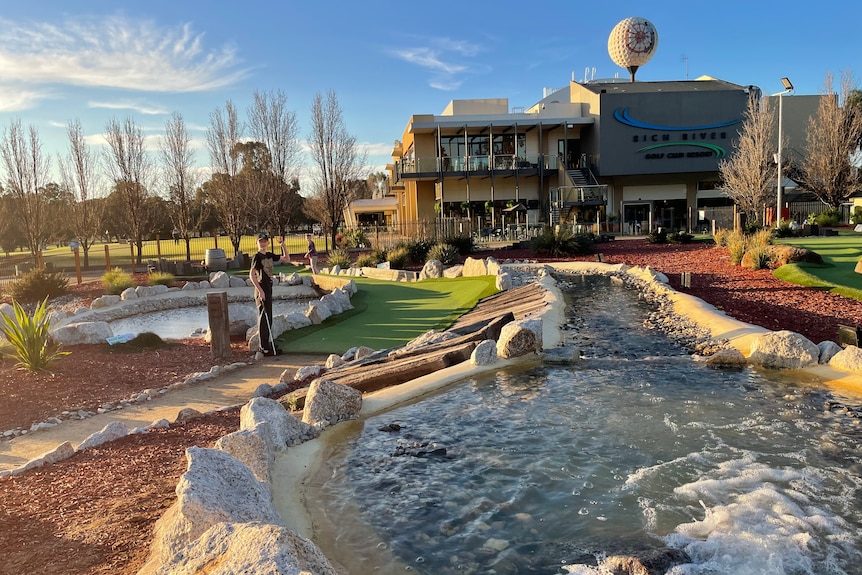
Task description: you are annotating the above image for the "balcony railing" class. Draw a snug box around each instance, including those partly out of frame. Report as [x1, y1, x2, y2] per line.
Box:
[551, 185, 608, 204]
[397, 153, 555, 179]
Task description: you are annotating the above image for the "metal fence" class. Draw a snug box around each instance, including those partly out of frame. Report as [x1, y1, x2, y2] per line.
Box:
[0, 219, 480, 289]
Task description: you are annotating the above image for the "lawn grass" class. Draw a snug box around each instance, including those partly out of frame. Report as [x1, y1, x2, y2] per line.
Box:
[774, 231, 862, 300]
[276, 275, 499, 355]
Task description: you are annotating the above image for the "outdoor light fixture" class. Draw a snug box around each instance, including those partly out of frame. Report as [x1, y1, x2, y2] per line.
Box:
[773, 77, 794, 228]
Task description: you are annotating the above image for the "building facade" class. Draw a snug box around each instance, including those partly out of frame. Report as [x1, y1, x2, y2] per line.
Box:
[384, 76, 817, 235]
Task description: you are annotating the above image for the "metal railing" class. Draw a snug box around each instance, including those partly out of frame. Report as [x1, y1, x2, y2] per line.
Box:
[397, 153, 554, 179]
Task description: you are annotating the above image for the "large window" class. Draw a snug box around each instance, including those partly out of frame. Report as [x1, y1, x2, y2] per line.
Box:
[441, 134, 525, 159]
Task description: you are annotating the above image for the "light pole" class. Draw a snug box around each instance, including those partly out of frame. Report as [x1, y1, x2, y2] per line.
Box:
[774, 77, 794, 228]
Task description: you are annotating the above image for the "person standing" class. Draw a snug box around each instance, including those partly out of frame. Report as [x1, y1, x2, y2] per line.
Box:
[249, 233, 290, 356]
[304, 233, 319, 274]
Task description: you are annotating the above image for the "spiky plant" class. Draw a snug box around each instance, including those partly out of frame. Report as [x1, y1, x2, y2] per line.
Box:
[0, 297, 69, 372]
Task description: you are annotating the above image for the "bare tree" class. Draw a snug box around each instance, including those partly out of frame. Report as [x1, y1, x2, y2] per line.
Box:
[58, 119, 104, 267]
[718, 95, 776, 227]
[247, 89, 303, 236]
[103, 117, 155, 266]
[204, 100, 247, 254]
[793, 71, 862, 209]
[160, 111, 204, 260]
[0, 119, 51, 263]
[307, 90, 367, 245]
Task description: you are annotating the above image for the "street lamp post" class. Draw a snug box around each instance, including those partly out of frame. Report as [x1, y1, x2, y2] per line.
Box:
[774, 77, 794, 228]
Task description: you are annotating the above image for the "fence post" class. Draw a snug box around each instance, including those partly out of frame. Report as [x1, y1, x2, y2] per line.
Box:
[128, 240, 135, 272]
[156, 235, 162, 259]
[105, 244, 111, 271]
[36, 250, 43, 269]
[206, 291, 231, 360]
[73, 248, 82, 285]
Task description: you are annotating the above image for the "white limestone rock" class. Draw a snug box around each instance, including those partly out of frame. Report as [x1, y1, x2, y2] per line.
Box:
[240, 397, 317, 450]
[828, 345, 862, 373]
[120, 287, 138, 300]
[302, 378, 362, 429]
[486, 257, 501, 277]
[51, 320, 114, 345]
[749, 330, 819, 369]
[818, 340, 842, 364]
[154, 447, 281, 564]
[319, 293, 343, 314]
[341, 347, 358, 361]
[77, 421, 129, 451]
[419, 259, 443, 280]
[90, 294, 121, 309]
[229, 275, 247, 288]
[471, 339, 498, 366]
[0, 302, 13, 320]
[304, 301, 331, 324]
[496, 271, 512, 291]
[41, 441, 76, 465]
[443, 265, 464, 278]
[181, 281, 199, 291]
[462, 257, 489, 277]
[497, 318, 543, 359]
[293, 365, 323, 383]
[198, 280, 211, 289]
[331, 288, 353, 311]
[215, 425, 273, 483]
[157, 521, 337, 575]
[209, 271, 231, 289]
[325, 353, 346, 368]
[354, 345, 376, 360]
[705, 347, 748, 366]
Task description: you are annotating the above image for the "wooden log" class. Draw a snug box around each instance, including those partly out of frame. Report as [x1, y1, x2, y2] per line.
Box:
[326, 342, 477, 393]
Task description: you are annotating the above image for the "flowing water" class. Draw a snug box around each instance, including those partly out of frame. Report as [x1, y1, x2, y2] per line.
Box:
[108, 300, 310, 340]
[305, 275, 862, 574]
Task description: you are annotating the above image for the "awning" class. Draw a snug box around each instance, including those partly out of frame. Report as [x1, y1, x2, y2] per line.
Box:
[502, 202, 527, 213]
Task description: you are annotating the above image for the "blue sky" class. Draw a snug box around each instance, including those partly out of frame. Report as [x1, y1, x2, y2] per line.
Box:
[0, 0, 859, 193]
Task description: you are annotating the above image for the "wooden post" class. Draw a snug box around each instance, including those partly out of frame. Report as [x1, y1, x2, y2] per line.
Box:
[156, 235, 162, 259]
[105, 244, 111, 271]
[73, 248, 82, 285]
[206, 291, 231, 360]
[214, 232, 219, 250]
[128, 240, 135, 271]
[36, 250, 44, 269]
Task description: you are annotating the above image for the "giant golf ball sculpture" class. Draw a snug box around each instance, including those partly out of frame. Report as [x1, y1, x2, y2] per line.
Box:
[608, 17, 658, 82]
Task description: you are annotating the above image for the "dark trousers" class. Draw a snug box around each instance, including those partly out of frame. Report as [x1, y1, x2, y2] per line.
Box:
[257, 296, 275, 353]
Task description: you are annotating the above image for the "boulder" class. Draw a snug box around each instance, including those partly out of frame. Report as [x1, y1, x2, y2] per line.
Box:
[470, 339, 498, 366]
[209, 271, 231, 289]
[229, 275, 247, 288]
[181, 281, 199, 291]
[486, 257, 501, 276]
[325, 353, 346, 368]
[51, 321, 114, 346]
[239, 397, 317, 450]
[120, 287, 138, 300]
[497, 318, 542, 359]
[828, 345, 862, 373]
[77, 421, 129, 451]
[462, 257, 488, 277]
[818, 340, 842, 364]
[496, 271, 512, 291]
[304, 302, 331, 324]
[419, 259, 443, 280]
[0, 302, 13, 320]
[157, 521, 337, 575]
[302, 378, 362, 429]
[153, 447, 281, 564]
[748, 330, 819, 369]
[293, 365, 323, 383]
[443, 265, 464, 278]
[215, 425, 273, 483]
[705, 347, 748, 366]
[354, 345, 376, 360]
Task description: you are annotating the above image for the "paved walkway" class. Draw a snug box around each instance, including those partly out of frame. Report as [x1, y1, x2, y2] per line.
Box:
[0, 355, 323, 474]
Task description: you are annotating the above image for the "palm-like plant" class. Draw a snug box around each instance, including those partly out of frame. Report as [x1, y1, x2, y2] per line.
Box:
[0, 298, 69, 372]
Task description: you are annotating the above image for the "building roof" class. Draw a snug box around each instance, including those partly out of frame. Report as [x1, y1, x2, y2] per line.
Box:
[578, 77, 748, 95]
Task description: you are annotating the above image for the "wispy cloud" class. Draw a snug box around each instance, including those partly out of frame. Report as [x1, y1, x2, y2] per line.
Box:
[89, 100, 170, 115]
[390, 37, 482, 91]
[0, 15, 250, 111]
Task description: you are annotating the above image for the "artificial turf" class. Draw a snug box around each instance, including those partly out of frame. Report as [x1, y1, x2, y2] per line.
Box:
[774, 233, 862, 300]
[275, 275, 499, 355]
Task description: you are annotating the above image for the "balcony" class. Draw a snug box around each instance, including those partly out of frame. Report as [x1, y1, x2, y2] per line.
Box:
[396, 153, 556, 182]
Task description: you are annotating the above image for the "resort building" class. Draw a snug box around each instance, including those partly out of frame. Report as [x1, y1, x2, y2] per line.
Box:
[381, 75, 819, 236]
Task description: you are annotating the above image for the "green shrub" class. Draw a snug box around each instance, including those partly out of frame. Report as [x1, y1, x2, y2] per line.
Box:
[742, 244, 772, 270]
[324, 248, 352, 269]
[713, 228, 730, 247]
[851, 209, 862, 225]
[0, 297, 69, 372]
[727, 238, 746, 265]
[668, 231, 694, 244]
[748, 228, 773, 247]
[405, 239, 433, 264]
[370, 248, 387, 263]
[427, 243, 460, 265]
[102, 267, 136, 295]
[340, 228, 369, 249]
[147, 271, 175, 287]
[354, 254, 379, 268]
[775, 219, 795, 238]
[386, 246, 410, 269]
[815, 208, 841, 227]
[443, 235, 474, 256]
[532, 226, 593, 256]
[10, 268, 69, 304]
